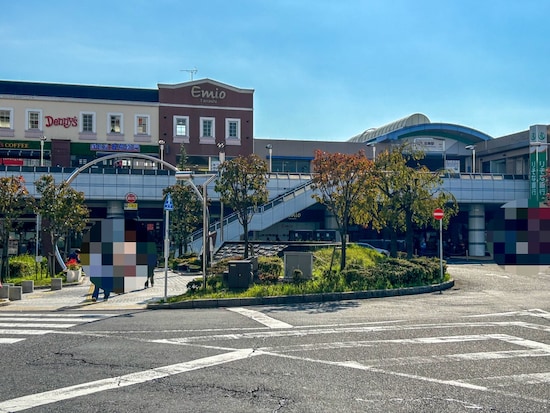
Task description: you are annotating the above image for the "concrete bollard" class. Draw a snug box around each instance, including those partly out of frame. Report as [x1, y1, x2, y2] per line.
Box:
[8, 286, 22, 301]
[21, 280, 34, 293]
[0, 285, 9, 299]
[51, 278, 63, 291]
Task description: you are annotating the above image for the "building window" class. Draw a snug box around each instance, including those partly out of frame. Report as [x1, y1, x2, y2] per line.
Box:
[200, 117, 215, 138]
[174, 116, 189, 137]
[0, 108, 13, 129]
[108, 113, 123, 134]
[226, 118, 241, 140]
[136, 115, 149, 135]
[81, 112, 95, 133]
[26, 109, 42, 130]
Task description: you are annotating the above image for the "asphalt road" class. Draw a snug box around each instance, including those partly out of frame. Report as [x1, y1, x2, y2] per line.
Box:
[0, 262, 548, 412]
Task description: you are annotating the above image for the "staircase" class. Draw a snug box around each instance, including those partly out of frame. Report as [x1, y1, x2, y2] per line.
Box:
[189, 181, 317, 252]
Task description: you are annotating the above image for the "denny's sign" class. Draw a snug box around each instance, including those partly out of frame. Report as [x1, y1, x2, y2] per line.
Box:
[44, 115, 78, 128]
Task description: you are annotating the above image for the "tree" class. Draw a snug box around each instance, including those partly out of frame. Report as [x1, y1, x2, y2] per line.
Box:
[311, 150, 377, 271]
[373, 144, 458, 258]
[163, 184, 202, 255]
[215, 154, 268, 258]
[35, 175, 90, 277]
[0, 176, 35, 282]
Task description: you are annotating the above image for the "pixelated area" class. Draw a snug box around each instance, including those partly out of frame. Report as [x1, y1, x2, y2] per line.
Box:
[491, 207, 550, 266]
[80, 219, 157, 294]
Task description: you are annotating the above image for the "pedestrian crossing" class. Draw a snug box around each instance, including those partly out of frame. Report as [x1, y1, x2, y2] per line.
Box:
[0, 312, 118, 344]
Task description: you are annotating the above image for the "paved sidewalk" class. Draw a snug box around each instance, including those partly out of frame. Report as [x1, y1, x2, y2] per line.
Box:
[0, 269, 199, 312]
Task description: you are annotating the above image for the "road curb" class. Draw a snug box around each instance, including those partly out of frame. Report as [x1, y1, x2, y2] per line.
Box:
[147, 280, 455, 310]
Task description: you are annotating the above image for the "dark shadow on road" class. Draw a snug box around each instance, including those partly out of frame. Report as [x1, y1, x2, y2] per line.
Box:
[263, 300, 360, 314]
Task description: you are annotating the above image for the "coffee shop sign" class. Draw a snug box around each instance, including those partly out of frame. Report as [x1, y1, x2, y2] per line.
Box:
[191, 85, 227, 103]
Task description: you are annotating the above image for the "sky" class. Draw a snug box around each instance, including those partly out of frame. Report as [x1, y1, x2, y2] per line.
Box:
[2, 0, 550, 141]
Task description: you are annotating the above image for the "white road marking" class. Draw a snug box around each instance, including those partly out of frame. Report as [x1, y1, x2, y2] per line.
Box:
[0, 348, 258, 413]
[480, 372, 550, 387]
[0, 317, 97, 323]
[0, 313, 117, 318]
[0, 338, 25, 344]
[0, 323, 77, 329]
[261, 350, 550, 404]
[152, 321, 550, 344]
[0, 313, 118, 345]
[0, 329, 54, 335]
[465, 309, 550, 319]
[227, 307, 293, 329]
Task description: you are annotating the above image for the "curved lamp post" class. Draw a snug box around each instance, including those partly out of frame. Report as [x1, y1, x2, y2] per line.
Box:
[175, 171, 217, 289]
[465, 145, 476, 173]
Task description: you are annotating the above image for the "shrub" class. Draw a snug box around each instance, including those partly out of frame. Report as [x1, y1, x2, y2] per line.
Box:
[257, 256, 283, 278]
[8, 255, 36, 279]
[170, 254, 202, 272]
[186, 278, 203, 292]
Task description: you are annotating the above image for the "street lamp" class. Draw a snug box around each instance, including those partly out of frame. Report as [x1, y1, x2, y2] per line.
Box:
[265, 144, 273, 173]
[217, 142, 226, 242]
[40, 136, 47, 167]
[175, 171, 217, 289]
[158, 140, 165, 169]
[366, 142, 376, 161]
[465, 145, 476, 173]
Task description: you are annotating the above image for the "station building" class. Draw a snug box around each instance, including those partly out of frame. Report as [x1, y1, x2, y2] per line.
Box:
[0, 79, 547, 267]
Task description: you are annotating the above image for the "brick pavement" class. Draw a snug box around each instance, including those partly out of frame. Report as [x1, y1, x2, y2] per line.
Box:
[0, 269, 199, 311]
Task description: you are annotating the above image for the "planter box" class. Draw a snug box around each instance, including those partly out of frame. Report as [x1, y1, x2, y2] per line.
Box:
[66, 269, 82, 283]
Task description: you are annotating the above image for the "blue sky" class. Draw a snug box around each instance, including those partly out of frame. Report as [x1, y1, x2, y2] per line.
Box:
[3, 0, 549, 141]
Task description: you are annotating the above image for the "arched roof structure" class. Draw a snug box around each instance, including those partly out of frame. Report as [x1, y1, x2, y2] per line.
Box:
[347, 113, 493, 146]
[348, 113, 431, 143]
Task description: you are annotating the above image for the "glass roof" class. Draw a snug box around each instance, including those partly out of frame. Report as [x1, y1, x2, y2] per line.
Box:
[348, 113, 431, 143]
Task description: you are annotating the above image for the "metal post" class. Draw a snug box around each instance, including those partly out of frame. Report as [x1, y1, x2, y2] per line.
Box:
[266, 144, 273, 173]
[217, 143, 225, 242]
[35, 213, 41, 276]
[40, 136, 47, 167]
[466, 145, 476, 173]
[202, 182, 208, 289]
[439, 218, 443, 284]
[163, 208, 169, 302]
[159, 140, 165, 170]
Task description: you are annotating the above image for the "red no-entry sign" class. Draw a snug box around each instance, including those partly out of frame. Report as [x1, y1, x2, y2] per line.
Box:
[433, 208, 444, 220]
[125, 192, 137, 203]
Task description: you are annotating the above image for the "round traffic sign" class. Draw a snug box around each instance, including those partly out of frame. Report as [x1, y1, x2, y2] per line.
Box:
[433, 208, 444, 220]
[126, 192, 137, 203]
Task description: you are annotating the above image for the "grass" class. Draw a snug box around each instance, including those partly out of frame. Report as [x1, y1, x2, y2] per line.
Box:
[166, 245, 448, 303]
[2, 254, 75, 287]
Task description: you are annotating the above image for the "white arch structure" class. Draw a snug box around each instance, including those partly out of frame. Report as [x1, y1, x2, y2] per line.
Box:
[56, 153, 186, 269]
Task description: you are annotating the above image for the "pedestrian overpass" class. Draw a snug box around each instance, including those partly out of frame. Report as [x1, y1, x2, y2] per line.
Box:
[0, 165, 529, 253]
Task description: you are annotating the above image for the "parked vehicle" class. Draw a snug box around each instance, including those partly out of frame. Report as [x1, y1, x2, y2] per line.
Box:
[353, 242, 390, 256]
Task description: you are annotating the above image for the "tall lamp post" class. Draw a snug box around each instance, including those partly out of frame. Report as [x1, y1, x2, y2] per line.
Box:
[366, 142, 376, 161]
[158, 140, 165, 169]
[175, 171, 217, 289]
[217, 142, 226, 242]
[40, 136, 47, 166]
[265, 144, 273, 173]
[465, 145, 476, 173]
